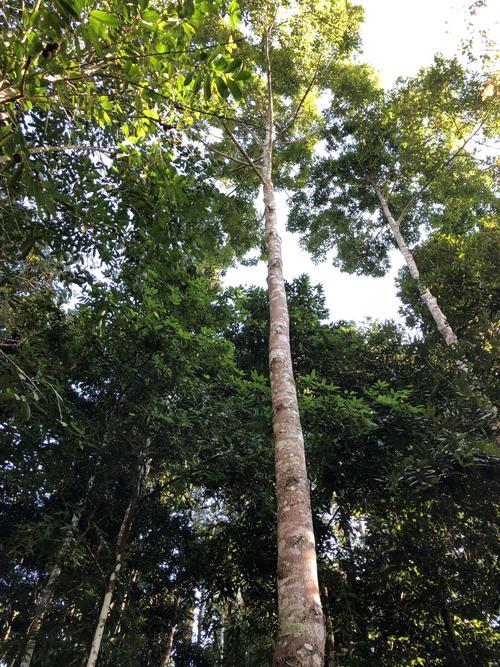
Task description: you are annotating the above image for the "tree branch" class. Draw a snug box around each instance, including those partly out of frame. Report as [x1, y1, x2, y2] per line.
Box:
[221, 121, 264, 183]
[396, 117, 488, 224]
[197, 137, 253, 168]
[0, 144, 116, 165]
[278, 56, 325, 136]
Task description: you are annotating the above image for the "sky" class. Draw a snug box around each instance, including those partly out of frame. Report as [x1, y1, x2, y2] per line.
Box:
[222, 0, 498, 325]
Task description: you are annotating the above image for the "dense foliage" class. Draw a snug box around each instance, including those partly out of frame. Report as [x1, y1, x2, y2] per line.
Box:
[1, 1, 498, 666]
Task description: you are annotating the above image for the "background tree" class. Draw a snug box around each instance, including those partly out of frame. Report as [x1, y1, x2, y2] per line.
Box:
[289, 57, 498, 353]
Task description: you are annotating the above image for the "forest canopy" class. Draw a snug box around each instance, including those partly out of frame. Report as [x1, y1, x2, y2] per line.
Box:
[0, 1, 498, 666]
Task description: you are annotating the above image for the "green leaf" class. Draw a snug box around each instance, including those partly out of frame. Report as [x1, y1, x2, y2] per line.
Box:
[192, 72, 202, 94]
[99, 95, 113, 111]
[143, 9, 161, 22]
[54, 0, 79, 19]
[227, 78, 243, 101]
[181, 22, 195, 38]
[228, 0, 241, 29]
[87, 25, 104, 54]
[214, 57, 228, 72]
[203, 74, 212, 101]
[89, 10, 120, 27]
[20, 396, 31, 421]
[234, 69, 251, 81]
[180, 0, 195, 18]
[224, 57, 242, 73]
[215, 76, 229, 99]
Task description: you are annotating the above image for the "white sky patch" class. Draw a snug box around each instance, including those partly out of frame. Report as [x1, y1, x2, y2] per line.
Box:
[359, 0, 499, 87]
[223, 191, 405, 323]
[222, 0, 498, 325]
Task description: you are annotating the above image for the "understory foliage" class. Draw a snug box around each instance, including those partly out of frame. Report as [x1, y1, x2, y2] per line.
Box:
[1, 1, 498, 666]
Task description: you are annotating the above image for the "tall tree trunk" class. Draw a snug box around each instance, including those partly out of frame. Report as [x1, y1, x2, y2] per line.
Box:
[218, 607, 225, 664]
[110, 569, 138, 640]
[18, 512, 79, 667]
[85, 456, 150, 667]
[261, 32, 325, 667]
[440, 601, 467, 667]
[160, 624, 176, 667]
[374, 185, 459, 346]
[2, 610, 19, 666]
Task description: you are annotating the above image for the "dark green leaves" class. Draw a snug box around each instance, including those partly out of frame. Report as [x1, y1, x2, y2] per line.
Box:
[54, 0, 79, 20]
[88, 10, 121, 27]
[227, 78, 243, 101]
[215, 76, 229, 98]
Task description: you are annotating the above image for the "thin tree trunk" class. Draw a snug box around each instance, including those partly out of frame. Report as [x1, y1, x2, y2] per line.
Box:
[322, 587, 335, 667]
[440, 602, 467, 667]
[374, 185, 500, 440]
[339, 515, 369, 659]
[1, 610, 18, 665]
[196, 599, 204, 646]
[110, 569, 138, 640]
[160, 624, 176, 667]
[374, 185, 459, 346]
[218, 607, 225, 664]
[85, 456, 150, 667]
[18, 512, 79, 667]
[261, 32, 325, 667]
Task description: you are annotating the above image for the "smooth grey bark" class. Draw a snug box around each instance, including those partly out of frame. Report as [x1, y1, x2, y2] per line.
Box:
[18, 513, 79, 667]
[374, 184, 459, 347]
[110, 569, 138, 640]
[196, 599, 204, 645]
[85, 456, 150, 667]
[1, 609, 19, 665]
[374, 184, 499, 435]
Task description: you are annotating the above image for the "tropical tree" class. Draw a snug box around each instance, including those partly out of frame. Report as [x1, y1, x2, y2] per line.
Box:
[2, 3, 499, 666]
[229, 276, 500, 666]
[289, 57, 498, 351]
[194, 3, 363, 661]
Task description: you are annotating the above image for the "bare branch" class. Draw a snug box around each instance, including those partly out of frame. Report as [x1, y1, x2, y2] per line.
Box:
[197, 137, 252, 168]
[221, 121, 264, 183]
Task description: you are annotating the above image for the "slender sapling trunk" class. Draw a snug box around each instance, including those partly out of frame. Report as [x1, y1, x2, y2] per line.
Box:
[160, 625, 176, 667]
[374, 184, 459, 346]
[440, 600, 467, 667]
[85, 457, 150, 667]
[18, 513, 79, 667]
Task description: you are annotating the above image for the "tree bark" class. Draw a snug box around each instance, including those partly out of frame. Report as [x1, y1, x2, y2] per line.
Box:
[160, 624, 176, 667]
[374, 185, 500, 438]
[440, 602, 467, 667]
[85, 457, 150, 667]
[18, 512, 79, 667]
[261, 32, 325, 667]
[374, 185, 459, 347]
[196, 599, 204, 645]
